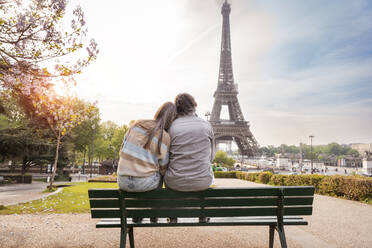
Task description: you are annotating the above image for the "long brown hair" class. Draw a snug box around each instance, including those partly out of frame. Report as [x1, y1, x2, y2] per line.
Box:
[145, 102, 177, 154]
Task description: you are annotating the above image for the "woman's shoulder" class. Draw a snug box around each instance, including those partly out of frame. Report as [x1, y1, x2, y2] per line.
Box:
[132, 119, 156, 130]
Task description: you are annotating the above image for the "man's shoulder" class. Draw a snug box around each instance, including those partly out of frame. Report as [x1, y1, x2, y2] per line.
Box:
[173, 115, 209, 124]
[171, 115, 212, 132]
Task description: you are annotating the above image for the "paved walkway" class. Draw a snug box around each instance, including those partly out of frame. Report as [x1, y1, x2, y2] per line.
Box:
[0, 175, 90, 206]
[0, 182, 50, 206]
[0, 178, 371, 248]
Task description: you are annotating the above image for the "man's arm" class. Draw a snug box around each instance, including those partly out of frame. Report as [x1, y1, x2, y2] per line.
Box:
[209, 124, 216, 162]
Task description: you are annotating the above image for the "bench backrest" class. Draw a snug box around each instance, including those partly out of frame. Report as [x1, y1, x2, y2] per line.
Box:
[89, 186, 314, 219]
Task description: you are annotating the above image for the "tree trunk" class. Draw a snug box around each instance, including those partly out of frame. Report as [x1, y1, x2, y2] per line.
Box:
[88, 144, 92, 178]
[49, 131, 61, 190]
[90, 139, 95, 178]
[82, 149, 86, 174]
[22, 156, 27, 176]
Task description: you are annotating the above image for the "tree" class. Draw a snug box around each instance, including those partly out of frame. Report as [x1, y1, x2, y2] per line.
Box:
[0, 92, 55, 174]
[69, 103, 100, 173]
[0, 0, 98, 110]
[111, 125, 128, 157]
[347, 149, 359, 157]
[94, 122, 128, 162]
[0, 125, 55, 174]
[214, 150, 236, 167]
[29, 91, 95, 189]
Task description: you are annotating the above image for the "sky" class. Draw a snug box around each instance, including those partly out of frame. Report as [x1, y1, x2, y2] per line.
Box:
[68, 0, 372, 146]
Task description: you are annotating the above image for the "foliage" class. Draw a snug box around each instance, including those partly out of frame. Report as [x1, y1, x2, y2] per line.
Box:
[29, 92, 96, 188]
[258, 142, 360, 159]
[0, 174, 32, 183]
[0, 0, 98, 110]
[0, 0, 98, 187]
[0, 182, 118, 215]
[88, 175, 117, 182]
[236, 172, 372, 203]
[68, 103, 100, 172]
[213, 150, 235, 167]
[214, 171, 236, 178]
[70, 102, 100, 152]
[94, 122, 128, 162]
[236, 172, 261, 182]
[43, 186, 58, 193]
[0, 97, 66, 172]
[258, 172, 271, 184]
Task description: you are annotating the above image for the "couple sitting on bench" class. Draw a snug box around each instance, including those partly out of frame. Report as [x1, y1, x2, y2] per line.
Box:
[117, 93, 215, 224]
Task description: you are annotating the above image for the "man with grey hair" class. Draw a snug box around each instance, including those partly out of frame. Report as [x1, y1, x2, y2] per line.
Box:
[165, 93, 215, 192]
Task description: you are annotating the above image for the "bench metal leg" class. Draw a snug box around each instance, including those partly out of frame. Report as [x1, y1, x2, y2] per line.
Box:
[120, 227, 127, 248]
[128, 227, 135, 248]
[269, 225, 275, 248]
[276, 225, 287, 248]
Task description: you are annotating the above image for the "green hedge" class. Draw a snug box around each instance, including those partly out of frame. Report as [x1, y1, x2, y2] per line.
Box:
[0, 174, 32, 184]
[214, 171, 236, 178]
[235, 172, 372, 202]
[88, 175, 117, 183]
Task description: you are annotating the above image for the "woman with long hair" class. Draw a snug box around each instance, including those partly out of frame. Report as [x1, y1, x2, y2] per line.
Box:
[117, 102, 177, 194]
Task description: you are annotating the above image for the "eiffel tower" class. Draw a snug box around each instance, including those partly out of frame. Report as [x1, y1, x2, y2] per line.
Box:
[209, 0, 258, 156]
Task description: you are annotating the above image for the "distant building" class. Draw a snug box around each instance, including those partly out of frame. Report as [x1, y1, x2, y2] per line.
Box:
[275, 154, 289, 170]
[362, 158, 372, 175]
[351, 143, 372, 157]
[337, 156, 363, 168]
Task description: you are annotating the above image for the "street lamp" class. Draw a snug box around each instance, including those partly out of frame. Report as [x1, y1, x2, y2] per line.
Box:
[309, 135, 314, 174]
[205, 111, 211, 121]
[90, 124, 96, 178]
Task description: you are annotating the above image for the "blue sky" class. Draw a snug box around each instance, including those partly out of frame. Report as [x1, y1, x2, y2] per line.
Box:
[71, 0, 372, 146]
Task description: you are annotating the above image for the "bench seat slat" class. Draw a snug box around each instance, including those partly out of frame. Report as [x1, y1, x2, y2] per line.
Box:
[282, 187, 315, 196]
[205, 197, 313, 207]
[284, 207, 313, 215]
[88, 187, 315, 199]
[90, 197, 314, 209]
[203, 188, 279, 197]
[91, 206, 313, 219]
[284, 197, 313, 206]
[88, 189, 119, 198]
[122, 188, 280, 199]
[90, 199, 119, 208]
[90, 197, 313, 209]
[123, 190, 204, 199]
[92, 208, 279, 218]
[96, 217, 308, 228]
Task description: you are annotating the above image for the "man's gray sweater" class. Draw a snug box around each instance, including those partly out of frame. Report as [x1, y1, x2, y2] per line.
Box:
[164, 113, 215, 191]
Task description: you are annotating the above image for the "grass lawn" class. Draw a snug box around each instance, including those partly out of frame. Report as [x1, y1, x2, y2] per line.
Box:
[0, 182, 118, 215]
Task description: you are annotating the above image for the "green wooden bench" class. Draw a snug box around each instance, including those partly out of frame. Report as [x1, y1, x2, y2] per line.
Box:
[88, 186, 314, 248]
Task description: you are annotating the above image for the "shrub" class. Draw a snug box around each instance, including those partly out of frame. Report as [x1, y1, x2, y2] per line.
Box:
[238, 172, 372, 203]
[258, 172, 272, 184]
[318, 176, 372, 201]
[0, 174, 32, 184]
[213, 150, 236, 167]
[214, 171, 236, 178]
[269, 174, 286, 186]
[88, 175, 117, 183]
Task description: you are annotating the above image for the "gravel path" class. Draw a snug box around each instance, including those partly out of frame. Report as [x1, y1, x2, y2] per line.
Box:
[0, 178, 371, 248]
